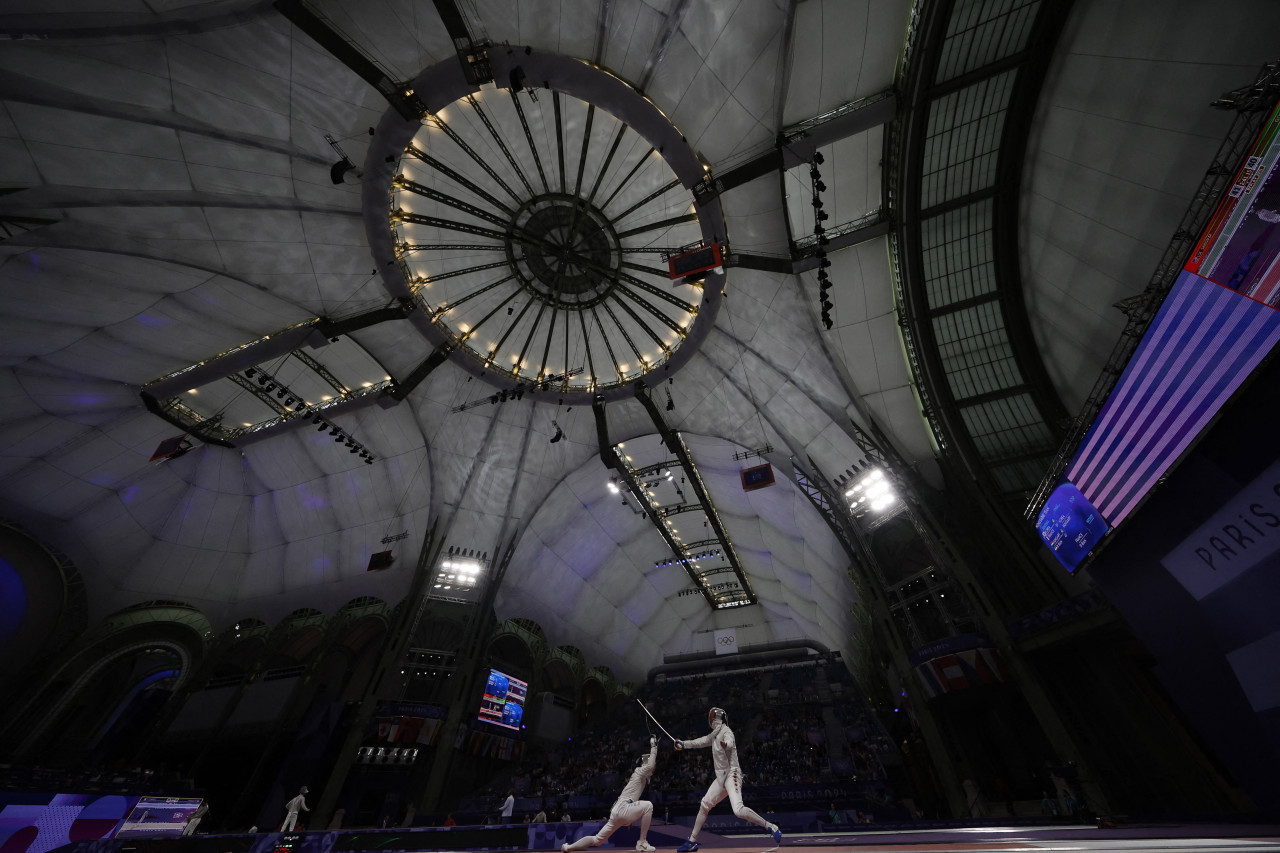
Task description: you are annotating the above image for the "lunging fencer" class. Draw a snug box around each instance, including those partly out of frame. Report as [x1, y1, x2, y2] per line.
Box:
[674, 707, 781, 852]
[562, 736, 659, 853]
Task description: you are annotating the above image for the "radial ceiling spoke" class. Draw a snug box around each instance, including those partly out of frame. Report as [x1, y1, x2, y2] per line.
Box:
[397, 176, 512, 230]
[590, 305, 624, 381]
[400, 212, 509, 241]
[435, 273, 516, 311]
[465, 288, 524, 343]
[616, 270, 699, 312]
[404, 242, 503, 252]
[429, 114, 525, 205]
[578, 310, 597, 385]
[410, 259, 509, 282]
[599, 300, 646, 366]
[515, 299, 552, 372]
[407, 145, 515, 216]
[554, 91, 567, 194]
[586, 122, 628, 206]
[601, 145, 656, 211]
[613, 282, 687, 336]
[511, 92, 552, 195]
[621, 261, 675, 278]
[608, 289, 671, 352]
[616, 211, 698, 239]
[466, 95, 536, 199]
[611, 177, 683, 223]
[574, 104, 596, 200]
[489, 297, 540, 367]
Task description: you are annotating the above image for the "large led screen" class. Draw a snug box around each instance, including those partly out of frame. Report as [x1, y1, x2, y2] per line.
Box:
[477, 668, 527, 731]
[116, 797, 205, 837]
[1040, 100, 1280, 567]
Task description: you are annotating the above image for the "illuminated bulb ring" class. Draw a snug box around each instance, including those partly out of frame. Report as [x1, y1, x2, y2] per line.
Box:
[364, 51, 727, 404]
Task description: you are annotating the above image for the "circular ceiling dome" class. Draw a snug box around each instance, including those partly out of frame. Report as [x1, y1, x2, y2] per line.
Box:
[365, 53, 726, 401]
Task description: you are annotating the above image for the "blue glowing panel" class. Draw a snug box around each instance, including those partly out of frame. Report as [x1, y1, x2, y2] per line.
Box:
[1037, 483, 1109, 571]
[478, 668, 527, 732]
[0, 557, 27, 649]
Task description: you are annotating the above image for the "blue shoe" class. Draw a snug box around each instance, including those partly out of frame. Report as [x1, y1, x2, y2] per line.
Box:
[676, 842, 699, 853]
[771, 825, 782, 846]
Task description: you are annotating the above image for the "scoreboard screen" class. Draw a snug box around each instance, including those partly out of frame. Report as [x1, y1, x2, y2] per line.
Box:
[477, 668, 527, 731]
[667, 244, 721, 279]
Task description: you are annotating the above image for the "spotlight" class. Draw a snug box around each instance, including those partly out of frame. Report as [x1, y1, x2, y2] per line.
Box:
[285, 397, 295, 406]
[549, 420, 564, 444]
[812, 152, 824, 165]
[276, 388, 286, 399]
[350, 446, 359, 453]
[317, 422, 328, 431]
[811, 197, 824, 208]
[365, 458, 374, 465]
[245, 367, 257, 378]
[817, 233, 830, 246]
[665, 390, 674, 412]
[345, 438, 356, 447]
[330, 426, 341, 436]
[814, 180, 827, 193]
[816, 210, 829, 221]
[330, 157, 361, 184]
[819, 257, 831, 269]
[313, 416, 323, 425]
[256, 376, 268, 386]
[814, 225, 826, 237]
[334, 434, 345, 442]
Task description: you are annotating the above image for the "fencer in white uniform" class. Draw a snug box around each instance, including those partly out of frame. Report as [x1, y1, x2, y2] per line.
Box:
[281, 786, 310, 831]
[563, 736, 659, 853]
[674, 708, 781, 852]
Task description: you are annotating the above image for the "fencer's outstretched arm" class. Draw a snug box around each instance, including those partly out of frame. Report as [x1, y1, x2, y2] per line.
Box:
[676, 731, 715, 750]
[643, 736, 658, 773]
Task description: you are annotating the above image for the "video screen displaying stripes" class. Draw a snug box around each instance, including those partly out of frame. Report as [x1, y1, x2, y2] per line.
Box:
[1039, 101, 1280, 570]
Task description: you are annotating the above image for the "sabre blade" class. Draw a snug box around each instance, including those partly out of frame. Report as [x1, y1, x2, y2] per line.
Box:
[636, 698, 677, 743]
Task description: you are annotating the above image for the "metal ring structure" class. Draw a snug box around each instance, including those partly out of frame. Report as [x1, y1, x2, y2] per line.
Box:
[364, 51, 726, 404]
